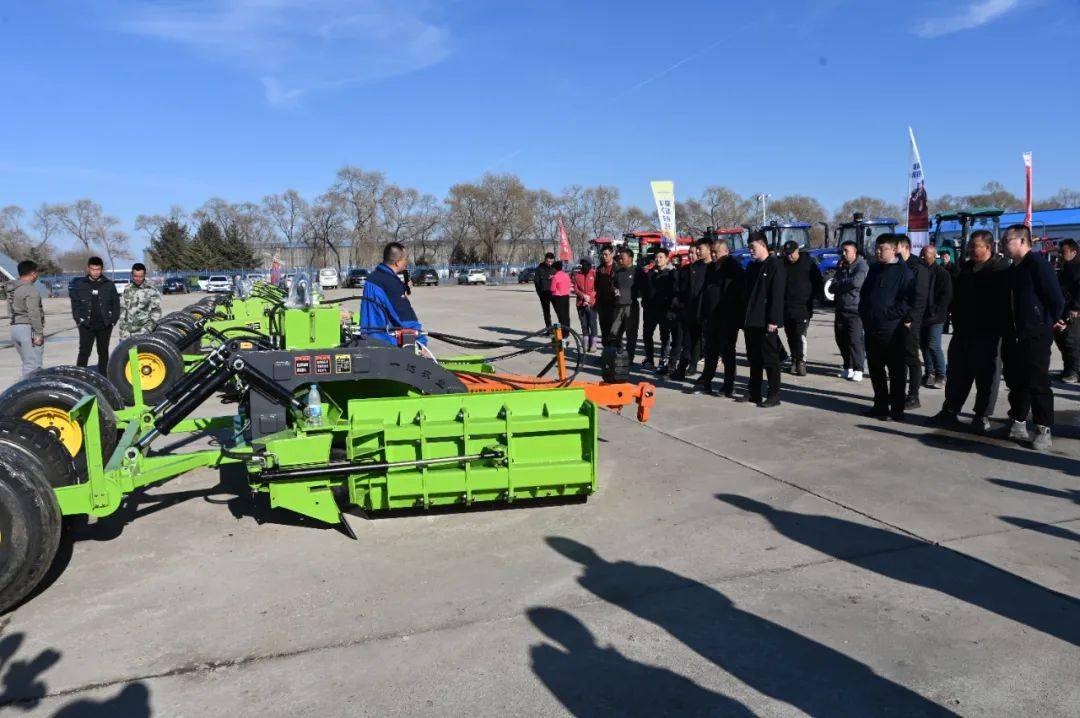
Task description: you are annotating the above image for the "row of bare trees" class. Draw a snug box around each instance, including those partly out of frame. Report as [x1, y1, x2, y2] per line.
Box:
[4, 170, 1079, 275]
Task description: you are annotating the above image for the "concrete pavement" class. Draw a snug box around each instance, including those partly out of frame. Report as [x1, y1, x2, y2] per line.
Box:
[0, 285, 1076, 716]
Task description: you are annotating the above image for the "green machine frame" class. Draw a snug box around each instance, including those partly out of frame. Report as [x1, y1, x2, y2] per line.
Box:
[56, 345, 598, 529]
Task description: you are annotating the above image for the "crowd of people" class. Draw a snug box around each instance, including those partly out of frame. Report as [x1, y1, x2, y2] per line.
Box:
[6, 256, 162, 377]
[533, 224, 1079, 452]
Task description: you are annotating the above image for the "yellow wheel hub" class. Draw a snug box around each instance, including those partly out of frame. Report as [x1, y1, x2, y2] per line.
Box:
[23, 407, 84, 456]
[127, 352, 168, 391]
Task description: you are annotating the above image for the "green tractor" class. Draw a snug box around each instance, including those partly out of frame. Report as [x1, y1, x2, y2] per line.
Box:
[0, 291, 655, 612]
[931, 206, 1005, 262]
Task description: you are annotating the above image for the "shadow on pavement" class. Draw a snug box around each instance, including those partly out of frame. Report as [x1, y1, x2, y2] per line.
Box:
[859, 423, 1080, 476]
[716, 494, 1080, 647]
[544, 537, 958, 717]
[0, 632, 151, 715]
[527, 607, 753, 717]
[987, 478, 1080, 502]
[998, 516, 1080, 544]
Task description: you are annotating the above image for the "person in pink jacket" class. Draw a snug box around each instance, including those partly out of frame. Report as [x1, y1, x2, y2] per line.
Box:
[571, 259, 599, 351]
[550, 261, 572, 331]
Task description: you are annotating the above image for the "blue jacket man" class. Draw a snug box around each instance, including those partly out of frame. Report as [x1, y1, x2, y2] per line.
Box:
[360, 242, 426, 346]
[858, 235, 914, 420]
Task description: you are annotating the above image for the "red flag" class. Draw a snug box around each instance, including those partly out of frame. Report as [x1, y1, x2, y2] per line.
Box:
[558, 218, 573, 261]
[1023, 152, 1033, 228]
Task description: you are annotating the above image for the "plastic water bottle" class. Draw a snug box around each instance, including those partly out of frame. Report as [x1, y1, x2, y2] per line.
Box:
[305, 384, 323, 426]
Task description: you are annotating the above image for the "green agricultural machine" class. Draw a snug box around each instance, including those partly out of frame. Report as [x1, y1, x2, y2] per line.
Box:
[0, 282, 655, 612]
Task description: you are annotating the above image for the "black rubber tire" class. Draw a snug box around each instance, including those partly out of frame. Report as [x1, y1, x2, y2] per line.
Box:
[151, 325, 187, 346]
[0, 418, 81, 488]
[0, 446, 62, 613]
[0, 376, 119, 481]
[32, 365, 125, 412]
[108, 334, 185, 405]
[159, 312, 199, 332]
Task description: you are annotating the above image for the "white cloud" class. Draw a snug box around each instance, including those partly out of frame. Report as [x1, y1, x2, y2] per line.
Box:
[113, 0, 451, 106]
[916, 0, 1025, 38]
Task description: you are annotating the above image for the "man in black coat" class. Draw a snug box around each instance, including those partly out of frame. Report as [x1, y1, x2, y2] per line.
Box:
[670, 240, 712, 381]
[1000, 224, 1066, 451]
[896, 235, 930, 408]
[640, 248, 677, 371]
[932, 230, 1008, 434]
[594, 246, 617, 346]
[858, 235, 914, 421]
[919, 245, 953, 389]
[694, 238, 745, 397]
[779, 240, 823, 376]
[607, 247, 637, 353]
[742, 233, 786, 407]
[70, 256, 120, 374]
[1053, 239, 1080, 382]
[533, 252, 557, 328]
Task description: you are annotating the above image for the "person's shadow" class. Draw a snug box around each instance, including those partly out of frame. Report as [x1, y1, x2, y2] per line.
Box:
[527, 607, 753, 717]
[0, 631, 151, 716]
[716, 494, 1080, 648]
[546, 537, 957, 717]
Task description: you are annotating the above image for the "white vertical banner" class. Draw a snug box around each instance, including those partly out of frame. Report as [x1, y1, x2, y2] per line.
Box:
[650, 180, 677, 249]
[906, 127, 930, 250]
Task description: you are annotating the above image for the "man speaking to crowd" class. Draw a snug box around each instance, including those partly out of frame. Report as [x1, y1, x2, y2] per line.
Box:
[360, 242, 425, 346]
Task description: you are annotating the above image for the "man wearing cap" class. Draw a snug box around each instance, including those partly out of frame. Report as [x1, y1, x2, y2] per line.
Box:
[533, 252, 557, 328]
[780, 240, 823, 376]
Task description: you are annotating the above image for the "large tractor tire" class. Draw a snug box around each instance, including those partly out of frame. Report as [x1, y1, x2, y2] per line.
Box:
[32, 365, 125, 412]
[158, 311, 200, 333]
[0, 418, 82, 488]
[0, 441, 63, 613]
[108, 334, 185, 406]
[0, 376, 119, 480]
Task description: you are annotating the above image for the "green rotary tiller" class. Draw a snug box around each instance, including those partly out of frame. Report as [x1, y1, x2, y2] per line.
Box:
[0, 313, 655, 612]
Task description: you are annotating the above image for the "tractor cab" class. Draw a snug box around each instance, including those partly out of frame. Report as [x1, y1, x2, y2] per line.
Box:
[813, 212, 899, 303]
[622, 231, 697, 267]
[761, 221, 813, 253]
[834, 212, 899, 260]
[932, 206, 1004, 261]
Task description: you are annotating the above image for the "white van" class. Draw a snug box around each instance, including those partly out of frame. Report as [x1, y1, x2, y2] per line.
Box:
[319, 267, 339, 290]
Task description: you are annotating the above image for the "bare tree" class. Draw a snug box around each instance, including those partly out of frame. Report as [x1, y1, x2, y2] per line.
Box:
[301, 191, 349, 270]
[334, 166, 387, 266]
[57, 199, 106, 251]
[832, 196, 905, 226]
[619, 206, 652, 235]
[700, 186, 754, 227]
[32, 204, 65, 250]
[101, 229, 133, 271]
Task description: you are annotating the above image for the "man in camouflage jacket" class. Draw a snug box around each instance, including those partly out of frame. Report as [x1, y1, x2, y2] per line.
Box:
[118, 262, 162, 339]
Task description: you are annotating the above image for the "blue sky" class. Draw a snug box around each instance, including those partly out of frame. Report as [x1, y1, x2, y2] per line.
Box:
[1, 0, 1077, 252]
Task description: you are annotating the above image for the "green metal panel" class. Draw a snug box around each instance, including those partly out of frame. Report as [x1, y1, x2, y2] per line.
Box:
[344, 388, 596, 511]
[282, 307, 342, 349]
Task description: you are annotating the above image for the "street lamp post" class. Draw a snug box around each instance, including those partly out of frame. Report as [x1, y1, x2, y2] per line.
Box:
[756, 193, 771, 226]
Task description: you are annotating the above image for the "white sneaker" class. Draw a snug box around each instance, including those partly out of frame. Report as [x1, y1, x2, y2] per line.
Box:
[838, 368, 853, 379]
[850, 371, 864, 382]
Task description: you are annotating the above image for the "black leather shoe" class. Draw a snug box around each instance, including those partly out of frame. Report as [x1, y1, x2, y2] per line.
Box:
[889, 411, 906, 422]
[904, 395, 921, 409]
[864, 408, 889, 420]
[758, 396, 781, 408]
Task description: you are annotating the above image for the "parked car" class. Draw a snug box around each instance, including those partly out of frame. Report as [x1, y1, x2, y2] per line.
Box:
[162, 277, 189, 294]
[206, 275, 231, 293]
[345, 268, 369, 288]
[518, 267, 537, 284]
[112, 278, 130, 295]
[457, 269, 488, 285]
[196, 275, 210, 291]
[413, 268, 439, 286]
[319, 267, 339, 290]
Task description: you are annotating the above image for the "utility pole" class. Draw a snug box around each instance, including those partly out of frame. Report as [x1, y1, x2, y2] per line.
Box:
[756, 193, 771, 226]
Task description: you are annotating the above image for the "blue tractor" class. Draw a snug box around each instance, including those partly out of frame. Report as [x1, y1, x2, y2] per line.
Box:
[809, 212, 898, 303]
[735, 221, 816, 268]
